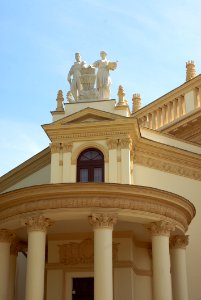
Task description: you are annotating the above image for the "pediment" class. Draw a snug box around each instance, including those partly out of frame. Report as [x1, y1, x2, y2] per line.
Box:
[50, 108, 127, 127]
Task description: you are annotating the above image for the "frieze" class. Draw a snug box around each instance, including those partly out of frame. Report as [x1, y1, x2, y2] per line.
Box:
[58, 238, 119, 265]
[135, 151, 201, 181]
[0, 184, 195, 233]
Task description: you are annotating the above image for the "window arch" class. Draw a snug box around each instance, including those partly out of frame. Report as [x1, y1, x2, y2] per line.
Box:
[77, 148, 104, 182]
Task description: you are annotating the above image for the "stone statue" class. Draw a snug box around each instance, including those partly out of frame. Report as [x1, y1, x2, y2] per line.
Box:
[93, 51, 117, 100]
[67, 53, 86, 101]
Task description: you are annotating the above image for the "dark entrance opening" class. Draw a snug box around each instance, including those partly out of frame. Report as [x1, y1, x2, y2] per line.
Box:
[72, 277, 94, 300]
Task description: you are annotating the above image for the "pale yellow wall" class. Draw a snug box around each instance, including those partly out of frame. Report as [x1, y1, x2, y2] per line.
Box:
[47, 236, 152, 299]
[133, 164, 201, 300]
[114, 268, 134, 300]
[46, 270, 63, 300]
[4, 164, 50, 193]
[134, 274, 152, 300]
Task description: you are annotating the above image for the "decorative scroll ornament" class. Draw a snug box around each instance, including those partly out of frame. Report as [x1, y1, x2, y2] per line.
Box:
[50, 142, 61, 154]
[120, 138, 132, 149]
[24, 215, 54, 233]
[107, 139, 118, 150]
[88, 213, 117, 230]
[170, 235, 189, 249]
[147, 221, 175, 237]
[58, 238, 119, 265]
[0, 229, 15, 243]
[62, 142, 73, 153]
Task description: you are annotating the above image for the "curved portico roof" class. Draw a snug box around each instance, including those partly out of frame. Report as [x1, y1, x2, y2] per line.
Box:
[0, 183, 195, 233]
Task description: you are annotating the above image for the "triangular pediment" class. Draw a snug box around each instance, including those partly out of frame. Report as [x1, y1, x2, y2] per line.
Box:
[47, 108, 127, 127]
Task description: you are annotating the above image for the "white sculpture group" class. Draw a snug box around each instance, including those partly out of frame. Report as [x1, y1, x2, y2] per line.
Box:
[67, 52, 118, 101]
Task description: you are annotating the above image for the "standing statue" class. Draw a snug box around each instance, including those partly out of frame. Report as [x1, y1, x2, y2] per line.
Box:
[93, 51, 117, 100]
[67, 53, 86, 101]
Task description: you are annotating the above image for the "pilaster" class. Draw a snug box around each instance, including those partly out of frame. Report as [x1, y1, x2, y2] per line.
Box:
[119, 137, 132, 184]
[107, 139, 118, 183]
[62, 142, 73, 183]
[50, 142, 62, 183]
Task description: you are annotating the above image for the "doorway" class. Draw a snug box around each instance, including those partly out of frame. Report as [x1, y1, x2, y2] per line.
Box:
[72, 277, 94, 300]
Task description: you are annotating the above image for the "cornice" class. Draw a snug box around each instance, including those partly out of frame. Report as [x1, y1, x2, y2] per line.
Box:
[42, 117, 140, 143]
[0, 147, 51, 193]
[0, 183, 195, 232]
[135, 139, 201, 181]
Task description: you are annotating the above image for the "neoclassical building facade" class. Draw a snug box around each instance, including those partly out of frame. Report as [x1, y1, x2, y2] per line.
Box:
[0, 58, 201, 300]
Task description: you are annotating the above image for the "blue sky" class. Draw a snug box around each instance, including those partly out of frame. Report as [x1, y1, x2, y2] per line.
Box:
[1, 0, 201, 175]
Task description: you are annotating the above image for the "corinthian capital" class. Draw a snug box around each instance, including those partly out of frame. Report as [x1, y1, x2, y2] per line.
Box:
[170, 235, 189, 249]
[89, 213, 117, 230]
[120, 138, 132, 149]
[50, 142, 61, 154]
[107, 139, 118, 150]
[62, 142, 73, 153]
[0, 229, 15, 243]
[24, 215, 54, 233]
[147, 221, 175, 237]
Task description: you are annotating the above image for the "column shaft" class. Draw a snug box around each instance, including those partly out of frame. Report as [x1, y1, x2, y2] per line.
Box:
[170, 235, 189, 300]
[25, 231, 46, 300]
[152, 235, 172, 300]
[0, 242, 11, 300]
[94, 228, 113, 300]
[8, 254, 17, 300]
[148, 221, 174, 300]
[25, 216, 52, 300]
[89, 213, 117, 300]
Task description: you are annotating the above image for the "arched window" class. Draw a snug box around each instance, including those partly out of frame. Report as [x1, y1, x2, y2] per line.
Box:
[77, 148, 104, 182]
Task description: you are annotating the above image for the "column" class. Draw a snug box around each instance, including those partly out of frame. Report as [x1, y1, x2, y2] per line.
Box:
[120, 138, 132, 184]
[8, 239, 21, 300]
[62, 142, 73, 182]
[0, 229, 15, 300]
[148, 221, 175, 300]
[170, 235, 189, 300]
[107, 139, 118, 183]
[50, 142, 62, 183]
[25, 215, 53, 300]
[89, 213, 117, 300]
